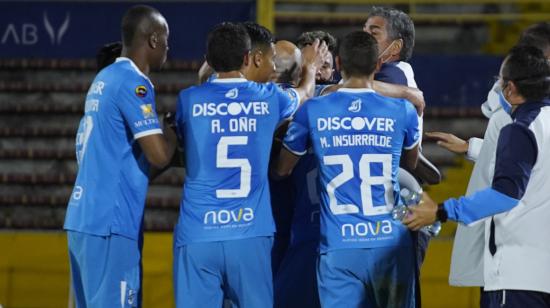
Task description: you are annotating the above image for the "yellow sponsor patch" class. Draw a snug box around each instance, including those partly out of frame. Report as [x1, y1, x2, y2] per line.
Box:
[140, 104, 154, 118]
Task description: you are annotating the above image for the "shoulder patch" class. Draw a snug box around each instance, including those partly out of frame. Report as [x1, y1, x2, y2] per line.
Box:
[135, 85, 148, 98]
[140, 104, 155, 118]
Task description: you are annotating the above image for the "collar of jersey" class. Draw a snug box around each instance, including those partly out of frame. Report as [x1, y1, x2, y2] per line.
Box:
[337, 88, 375, 93]
[211, 77, 248, 83]
[115, 57, 154, 88]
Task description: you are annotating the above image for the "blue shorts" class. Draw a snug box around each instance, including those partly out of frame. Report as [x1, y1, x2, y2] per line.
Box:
[317, 245, 415, 308]
[67, 231, 141, 308]
[274, 240, 320, 308]
[174, 236, 273, 308]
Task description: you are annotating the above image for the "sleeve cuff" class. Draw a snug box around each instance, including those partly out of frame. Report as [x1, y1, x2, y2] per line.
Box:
[282, 142, 307, 156]
[466, 137, 483, 162]
[404, 137, 421, 150]
[134, 128, 163, 140]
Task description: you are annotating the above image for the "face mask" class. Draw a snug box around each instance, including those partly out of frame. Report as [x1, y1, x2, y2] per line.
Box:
[495, 84, 512, 114]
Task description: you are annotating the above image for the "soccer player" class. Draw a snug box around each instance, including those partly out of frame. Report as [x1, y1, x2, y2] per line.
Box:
[296, 30, 337, 95]
[424, 22, 550, 295]
[172, 22, 321, 308]
[276, 31, 420, 307]
[406, 45, 550, 307]
[64, 5, 176, 307]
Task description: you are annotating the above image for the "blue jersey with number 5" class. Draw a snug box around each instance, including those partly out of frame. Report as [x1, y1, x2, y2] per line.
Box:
[283, 88, 419, 252]
[64, 58, 162, 240]
[174, 78, 299, 246]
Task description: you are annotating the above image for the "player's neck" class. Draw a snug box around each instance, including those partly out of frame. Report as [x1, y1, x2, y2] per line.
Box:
[120, 48, 150, 76]
[341, 76, 374, 90]
[217, 71, 245, 79]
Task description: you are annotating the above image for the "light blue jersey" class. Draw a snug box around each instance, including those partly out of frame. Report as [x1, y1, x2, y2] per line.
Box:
[283, 88, 419, 252]
[174, 78, 299, 246]
[64, 57, 162, 240]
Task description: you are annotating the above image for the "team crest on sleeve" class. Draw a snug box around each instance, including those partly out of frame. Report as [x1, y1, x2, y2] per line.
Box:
[348, 99, 362, 113]
[135, 85, 148, 98]
[225, 88, 239, 99]
[140, 104, 155, 118]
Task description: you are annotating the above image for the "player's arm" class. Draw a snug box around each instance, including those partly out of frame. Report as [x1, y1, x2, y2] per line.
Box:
[293, 39, 328, 103]
[402, 144, 419, 171]
[425, 132, 483, 161]
[147, 113, 182, 180]
[373, 80, 424, 116]
[118, 80, 176, 169]
[272, 105, 310, 179]
[404, 123, 537, 229]
[198, 60, 215, 84]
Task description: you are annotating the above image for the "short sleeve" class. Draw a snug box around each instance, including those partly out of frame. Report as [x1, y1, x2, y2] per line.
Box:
[117, 77, 162, 140]
[403, 100, 420, 150]
[282, 104, 309, 156]
[374, 63, 408, 86]
[274, 84, 300, 121]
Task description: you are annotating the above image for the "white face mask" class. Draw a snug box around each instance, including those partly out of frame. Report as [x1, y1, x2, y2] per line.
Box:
[378, 40, 397, 64]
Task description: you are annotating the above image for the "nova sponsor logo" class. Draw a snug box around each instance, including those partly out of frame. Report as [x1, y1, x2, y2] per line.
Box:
[341, 220, 393, 237]
[192, 102, 269, 117]
[317, 116, 395, 132]
[203, 208, 254, 225]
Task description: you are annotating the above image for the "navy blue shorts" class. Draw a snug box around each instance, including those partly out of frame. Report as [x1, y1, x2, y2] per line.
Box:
[274, 240, 320, 308]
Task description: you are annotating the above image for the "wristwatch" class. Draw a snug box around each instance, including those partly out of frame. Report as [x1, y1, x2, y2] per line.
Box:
[436, 203, 448, 223]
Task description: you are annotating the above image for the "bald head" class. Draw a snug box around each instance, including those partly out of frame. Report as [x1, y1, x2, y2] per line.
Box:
[121, 5, 167, 48]
[273, 40, 302, 85]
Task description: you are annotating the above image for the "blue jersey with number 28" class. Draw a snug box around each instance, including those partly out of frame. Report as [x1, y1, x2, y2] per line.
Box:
[283, 88, 419, 252]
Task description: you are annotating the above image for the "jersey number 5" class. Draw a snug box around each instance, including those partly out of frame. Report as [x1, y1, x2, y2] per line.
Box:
[216, 136, 251, 198]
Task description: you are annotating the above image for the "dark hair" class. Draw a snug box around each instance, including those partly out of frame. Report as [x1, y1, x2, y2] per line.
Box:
[367, 7, 415, 61]
[121, 5, 161, 47]
[518, 22, 550, 55]
[503, 45, 550, 101]
[206, 22, 251, 72]
[296, 30, 337, 52]
[96, 41, 122, 72]
[241, 21, 274, 52]
[339, 31, 379, 77]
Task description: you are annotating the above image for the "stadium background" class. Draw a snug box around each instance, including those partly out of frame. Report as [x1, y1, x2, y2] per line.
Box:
[1, 0, 549, 307]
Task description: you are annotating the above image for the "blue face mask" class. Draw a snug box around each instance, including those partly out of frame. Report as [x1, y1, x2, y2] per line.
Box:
[495, 84, 512, 114]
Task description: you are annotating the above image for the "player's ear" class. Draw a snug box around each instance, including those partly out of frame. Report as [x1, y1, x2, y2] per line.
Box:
[149, 33, 159, 49]
[392, 38, 403, 56]
[253, 51, 262, 68]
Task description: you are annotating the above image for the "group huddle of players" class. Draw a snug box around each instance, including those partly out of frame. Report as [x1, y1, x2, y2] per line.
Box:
[63, 3, 550, 308]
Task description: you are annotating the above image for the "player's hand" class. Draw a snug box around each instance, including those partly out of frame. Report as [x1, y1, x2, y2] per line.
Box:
[302, 39, 328, 70]
[403, 192, 438, 231]
[405, 87, 425, 116]
[425, 132, 468, 154]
